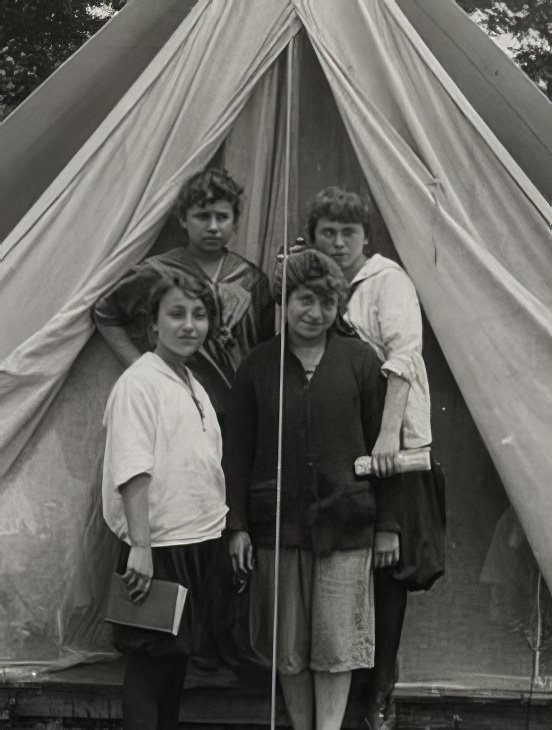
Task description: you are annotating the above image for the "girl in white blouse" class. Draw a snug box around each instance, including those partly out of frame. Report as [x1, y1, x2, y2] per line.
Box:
[102, 268, 227, 730]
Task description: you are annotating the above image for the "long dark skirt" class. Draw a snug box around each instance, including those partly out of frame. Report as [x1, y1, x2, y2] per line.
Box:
[385, 461, 446, 591]
[113, 538, 221, 658]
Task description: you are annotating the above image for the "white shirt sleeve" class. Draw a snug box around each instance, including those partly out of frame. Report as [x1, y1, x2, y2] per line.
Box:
[104, 374, 157, 489]
[377, 269, 425, 385]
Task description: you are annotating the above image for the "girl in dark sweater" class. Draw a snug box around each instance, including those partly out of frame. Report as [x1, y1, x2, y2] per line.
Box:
[224, 250, 398, 730]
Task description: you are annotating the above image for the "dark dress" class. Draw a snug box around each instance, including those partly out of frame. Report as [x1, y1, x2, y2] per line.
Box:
[377, 465, 445, 591]
[93, 246, 275, 420]
[113, 540, 221, 658]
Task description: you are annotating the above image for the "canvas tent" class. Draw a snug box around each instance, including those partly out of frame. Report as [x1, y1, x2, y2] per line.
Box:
[0, 0, 551, 692]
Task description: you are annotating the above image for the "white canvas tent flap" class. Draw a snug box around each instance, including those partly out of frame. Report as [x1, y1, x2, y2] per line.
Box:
[0, 0, 551, 671]
[0, 0, 299, 475]
[294, 0, 552, 581]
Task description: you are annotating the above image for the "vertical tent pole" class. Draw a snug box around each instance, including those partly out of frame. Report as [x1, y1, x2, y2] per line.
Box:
[533, 571, 543, 683]
[525, 571, 544, 729]
[270, 35, 295, 730]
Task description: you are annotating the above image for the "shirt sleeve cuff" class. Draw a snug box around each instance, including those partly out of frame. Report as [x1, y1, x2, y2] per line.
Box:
[93, 296, 127, 327]
[375, 516, 401, 534]
[112, 464, 153, 490]
[382, 351, 425, 384]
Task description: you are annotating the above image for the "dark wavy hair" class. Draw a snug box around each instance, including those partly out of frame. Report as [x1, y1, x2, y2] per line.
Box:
[147, 269, 220, 342]
[176, 168, 244, 222]
[305, 186, 373, 243]
[272, 249, 349, 305]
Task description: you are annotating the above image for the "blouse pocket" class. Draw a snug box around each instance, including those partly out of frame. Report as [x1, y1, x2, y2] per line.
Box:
[247, 480, 277, 525]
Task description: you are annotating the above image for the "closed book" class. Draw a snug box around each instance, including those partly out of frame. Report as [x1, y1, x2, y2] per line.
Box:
[105, 573, 188, 636]
[355, 447, 431, 476]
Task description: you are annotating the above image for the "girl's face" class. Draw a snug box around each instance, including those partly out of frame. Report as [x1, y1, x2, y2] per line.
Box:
[286, 285, 338, 344]
[154, 287, 209, 362]
[313, 218, 367, 274]
[181, 198, 236, 257]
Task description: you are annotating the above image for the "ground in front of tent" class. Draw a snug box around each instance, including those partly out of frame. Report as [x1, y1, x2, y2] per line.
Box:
[2, 659, 552, 728]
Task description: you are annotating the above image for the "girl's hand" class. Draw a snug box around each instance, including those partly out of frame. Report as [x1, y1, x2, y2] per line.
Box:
[371, 431, 400, 478]
[228, 531, 254, 577]
[123, 545, 153, 605]
[374, 530, 400, 569]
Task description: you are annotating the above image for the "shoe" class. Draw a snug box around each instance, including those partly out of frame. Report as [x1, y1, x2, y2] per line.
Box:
[363, 710, 385, 729]
[383, 696, 396, 728]
[363, 701, 396, 730]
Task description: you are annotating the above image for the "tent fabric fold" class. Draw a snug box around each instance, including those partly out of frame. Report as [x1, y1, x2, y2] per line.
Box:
[0, 0, 551, 672]
[294, 0, 552, 585]
[0, 0, 300, 476]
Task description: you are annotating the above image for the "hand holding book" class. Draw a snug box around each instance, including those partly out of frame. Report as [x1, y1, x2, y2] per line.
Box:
[124, 545, 153, 605]
[105, 573, 188, 636]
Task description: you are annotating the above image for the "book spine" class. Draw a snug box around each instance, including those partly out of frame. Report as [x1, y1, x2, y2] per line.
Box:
[354, 448, 431, 476]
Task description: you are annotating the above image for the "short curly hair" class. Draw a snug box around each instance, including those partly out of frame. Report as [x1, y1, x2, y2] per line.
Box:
[271, 249, 349, 305]
[176, 168, 244, 222]
[305, 186, 373, 243]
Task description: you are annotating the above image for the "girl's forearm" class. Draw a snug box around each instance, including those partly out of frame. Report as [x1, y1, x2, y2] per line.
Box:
[120, 472, 152, 547]
[96, 323, 141, 368]
[378, 373, 410, 442]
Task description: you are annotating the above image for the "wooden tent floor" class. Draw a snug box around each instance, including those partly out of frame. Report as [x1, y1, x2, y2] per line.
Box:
[2, 659, 552, 728]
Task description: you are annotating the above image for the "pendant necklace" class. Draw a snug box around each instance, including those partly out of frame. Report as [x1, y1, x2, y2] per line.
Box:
[291, 345, 325, 380]
[168, 360, 206, 431]
[182, 368, 206, 431]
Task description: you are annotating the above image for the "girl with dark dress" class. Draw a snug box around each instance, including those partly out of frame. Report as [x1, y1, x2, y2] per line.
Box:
[224, 250, 399, 730]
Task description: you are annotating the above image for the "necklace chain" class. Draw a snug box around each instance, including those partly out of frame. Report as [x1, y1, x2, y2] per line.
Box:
[181, 369, 206, 431]
[165, 360, 207, 431]
[290, 344, 325, 376]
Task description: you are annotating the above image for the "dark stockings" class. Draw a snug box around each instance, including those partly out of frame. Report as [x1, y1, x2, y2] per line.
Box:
[123, 654, 188, 730]
[366, 571, 407, 720]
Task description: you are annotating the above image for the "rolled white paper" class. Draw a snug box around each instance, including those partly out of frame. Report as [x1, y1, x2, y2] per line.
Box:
[355, 447, 431, 476]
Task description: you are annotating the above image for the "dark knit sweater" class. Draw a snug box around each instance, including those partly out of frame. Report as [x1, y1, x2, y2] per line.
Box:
[223, 332, 400, 554]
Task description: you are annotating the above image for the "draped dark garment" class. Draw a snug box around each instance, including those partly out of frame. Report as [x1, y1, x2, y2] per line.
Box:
[93, 247, 275, 419]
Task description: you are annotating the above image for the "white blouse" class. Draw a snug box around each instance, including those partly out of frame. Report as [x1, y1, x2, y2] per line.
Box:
[102, 352, 227, 547]
[346, 254, 432, 448]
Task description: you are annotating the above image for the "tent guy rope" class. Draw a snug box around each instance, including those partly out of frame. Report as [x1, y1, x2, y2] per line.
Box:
[271, 35, 295, 730]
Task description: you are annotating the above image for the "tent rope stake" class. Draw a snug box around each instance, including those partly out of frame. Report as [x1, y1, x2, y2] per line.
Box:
[270, 34, 295, 730]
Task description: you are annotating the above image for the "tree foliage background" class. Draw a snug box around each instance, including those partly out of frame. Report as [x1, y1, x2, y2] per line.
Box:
[0, 0, 125, 120]
[0, 0, 550, 122]
[457, 0, 552, 97]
